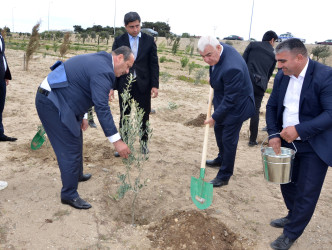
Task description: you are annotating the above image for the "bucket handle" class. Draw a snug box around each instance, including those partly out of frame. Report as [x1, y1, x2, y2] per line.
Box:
[261, 133, 297, 154]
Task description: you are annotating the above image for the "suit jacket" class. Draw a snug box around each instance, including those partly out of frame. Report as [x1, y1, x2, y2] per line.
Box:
[112, 32, 159, 93]
[243, 41, 276, 92]
[210, 42, 255, 125]
[266, 58, 332, 166]
[0, 35, 12, 81]
[45, 51, 117, 137]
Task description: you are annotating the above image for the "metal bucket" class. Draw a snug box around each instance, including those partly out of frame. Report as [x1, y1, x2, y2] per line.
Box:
[261, 134, 297, 184]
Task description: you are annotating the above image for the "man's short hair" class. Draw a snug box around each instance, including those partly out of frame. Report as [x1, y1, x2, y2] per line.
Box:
[275, 38, 308, 57]
[262, 30, 278, 42]
[124, 12, 141, 26]
[112, 46, 133, 61]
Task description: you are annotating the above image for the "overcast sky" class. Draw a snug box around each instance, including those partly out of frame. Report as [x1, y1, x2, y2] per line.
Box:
[1, 0, 330, 44]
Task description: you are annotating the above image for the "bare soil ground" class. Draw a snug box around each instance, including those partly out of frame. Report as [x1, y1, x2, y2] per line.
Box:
[1, 41, 332, 249]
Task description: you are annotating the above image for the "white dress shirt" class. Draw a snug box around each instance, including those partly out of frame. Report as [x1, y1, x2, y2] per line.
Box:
[283, 59, 309, 139]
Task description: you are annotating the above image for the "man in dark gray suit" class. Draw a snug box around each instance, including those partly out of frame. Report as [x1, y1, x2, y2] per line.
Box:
[243, 30, 278, 146]
[112, 12, 159, 156]
[198, 36, 255, 187]
[0, 33, 17, 142]
[35, 46, 134, 209]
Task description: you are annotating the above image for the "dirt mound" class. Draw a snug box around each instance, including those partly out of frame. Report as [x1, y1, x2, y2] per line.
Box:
[148, 210, 244, 250]
[184, 113, 206, 127]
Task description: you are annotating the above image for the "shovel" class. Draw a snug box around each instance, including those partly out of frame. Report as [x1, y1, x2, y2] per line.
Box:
[31, 125, 46, 150]
[190, 87, 214, 209]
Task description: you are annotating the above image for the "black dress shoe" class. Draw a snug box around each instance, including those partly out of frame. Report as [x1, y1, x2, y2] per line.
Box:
[206, 158, 222, 167]
[61, 197, 92, 209]
[270, 217, 290, 228]
[114, 151, 120, 157]
[209, 178, 229, 187]
[248, 141, 258, 147]
[0, 135, 17, 142]
[79, 173, 92, 182]
[270, 233, 295, 250]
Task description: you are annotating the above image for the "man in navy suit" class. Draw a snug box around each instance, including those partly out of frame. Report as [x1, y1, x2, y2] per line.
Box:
[198, 36, 255, 187]
[0, 34, 17, 142]
[266, 38, 332, 249]
[112, 12, 159, 156]
[35, 46, 134, 209]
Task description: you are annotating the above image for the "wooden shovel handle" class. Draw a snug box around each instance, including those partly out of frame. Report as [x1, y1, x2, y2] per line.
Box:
[201, 87, 214, 169]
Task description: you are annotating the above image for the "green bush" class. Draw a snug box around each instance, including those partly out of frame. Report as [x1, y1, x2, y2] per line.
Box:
[160, 56, 167, 63]
[160, 72, 171, 83]
[180, 56, 189, 68]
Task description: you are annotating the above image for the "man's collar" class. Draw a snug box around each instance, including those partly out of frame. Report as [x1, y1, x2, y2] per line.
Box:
[128, 32, 141, 39]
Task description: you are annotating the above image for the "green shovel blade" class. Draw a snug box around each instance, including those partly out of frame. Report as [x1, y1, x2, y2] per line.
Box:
[31, 132, 45, 150]
[190, 172, 213, 210]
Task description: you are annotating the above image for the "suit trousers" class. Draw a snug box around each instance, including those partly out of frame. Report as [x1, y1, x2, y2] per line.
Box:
[249, 85, 265, 142]
[35, 91, 83, 200]
[118, 82, 151, 143]
[214, 121, 243, 181]
[0, 79, 6, 136]
[281, 140, 328, 240]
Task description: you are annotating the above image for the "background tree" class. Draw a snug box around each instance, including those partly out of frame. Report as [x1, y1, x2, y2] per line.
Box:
[0, 26, 10, 37]
[90, 31, 96, 42]
[73, 25, 84, 33]
[171, 37, 181, 55]
[81, 33, 88, 44]
[59, 32, 71, 59]
[24, 22, 40, 71]
[312, 46, 331, 64]
[100, 31, 110, 45]
[142, 21, 170, 37]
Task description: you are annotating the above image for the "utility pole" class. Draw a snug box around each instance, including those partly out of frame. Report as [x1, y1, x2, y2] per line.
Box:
[48, 1, 52, 33]
[113, 0, 116, 36]
[12, 7, 15, 33]
[248, 0, 255, 41]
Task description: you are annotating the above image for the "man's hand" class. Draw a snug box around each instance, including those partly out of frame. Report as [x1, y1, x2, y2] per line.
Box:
[109, 89, 115, 102]
[5, 79, 9, 86]
[113, 140, 131, 158]
[81, 119, 89, 131]
[280, 126, 299, 143]
[204, 117, 215, 127]
[268, 137, 281, 155]
[151, 87, 158, 98]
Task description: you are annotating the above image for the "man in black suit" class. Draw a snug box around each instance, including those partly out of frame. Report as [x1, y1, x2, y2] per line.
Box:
[0, 33, 17, 142]
[112, 12, 159, 156]
[243, 30, 278, 146]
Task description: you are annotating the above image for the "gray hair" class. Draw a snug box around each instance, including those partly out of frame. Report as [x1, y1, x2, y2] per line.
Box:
[112, 46, 133, 61]
[275, 38, 308, 57]
[197, 36, 220, 52]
